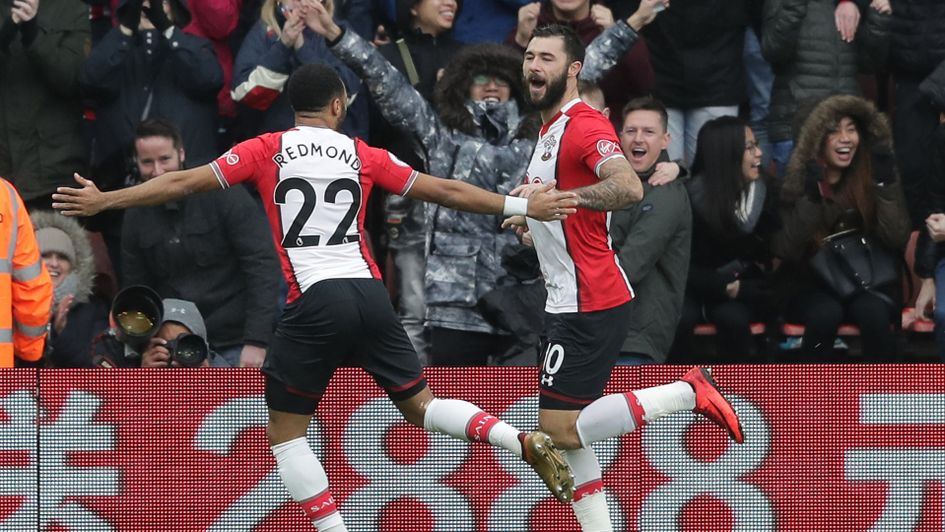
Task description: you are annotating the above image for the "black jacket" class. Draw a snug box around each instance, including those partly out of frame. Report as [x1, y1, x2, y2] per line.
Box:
[772, 95, 911, 294]
[80, 20, 222, 187]
[762, 0, 889, 143]
[121, 186, 280, 350]
[888, 0, 945, 81]
[686, 174, 781, 304]
[634, 0, 748, 109]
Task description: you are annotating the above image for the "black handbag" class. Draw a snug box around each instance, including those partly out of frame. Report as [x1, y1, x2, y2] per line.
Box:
[810, 229, 898, 300]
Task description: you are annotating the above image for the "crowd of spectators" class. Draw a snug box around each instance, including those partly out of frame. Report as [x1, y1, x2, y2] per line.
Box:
[2, 0, 944, 368]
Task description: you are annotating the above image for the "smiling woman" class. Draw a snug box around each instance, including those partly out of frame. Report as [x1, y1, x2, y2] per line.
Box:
[673, 116, 780, 362]
[772, 94, 912, 363]
[29, 211, 109, 368]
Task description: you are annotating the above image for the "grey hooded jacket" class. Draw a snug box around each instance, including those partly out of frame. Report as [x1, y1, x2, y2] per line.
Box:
[327, 25, 639, 333]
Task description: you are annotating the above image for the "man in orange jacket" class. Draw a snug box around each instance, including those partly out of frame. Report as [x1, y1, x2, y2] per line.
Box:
[0, 178, 53, 367]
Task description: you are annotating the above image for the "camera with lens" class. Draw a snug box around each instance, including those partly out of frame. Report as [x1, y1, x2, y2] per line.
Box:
[110, 285, 164, 356]
[164, 333, 209, 368]
[103, 286, 211, 368]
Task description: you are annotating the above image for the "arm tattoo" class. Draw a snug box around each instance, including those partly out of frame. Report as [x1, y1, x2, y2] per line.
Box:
[574, 160, 641, 211]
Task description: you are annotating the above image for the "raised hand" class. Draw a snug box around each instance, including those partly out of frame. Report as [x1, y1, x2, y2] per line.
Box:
[514, 2, 541, 48]
[590, 4, 615, 30]
[525, 182, 579, 221]
[281, 8, 306, 49]
[10, 0, 39, 24]
[51, 174, 107, 217]
[143, 0, 172, 32]
[298, 0, 342, 40]
[629, 0, 669, 31]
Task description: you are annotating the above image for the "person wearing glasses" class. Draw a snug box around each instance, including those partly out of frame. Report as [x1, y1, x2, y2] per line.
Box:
[674, 116, 781, 363]
[302, 0, 666, 367]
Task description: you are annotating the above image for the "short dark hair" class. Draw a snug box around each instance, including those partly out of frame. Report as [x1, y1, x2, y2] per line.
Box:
[288, 64, 346, 113]
[621, 96, 669, 132]
[529, 24, 585, 65]
[134, 118, 183, 150]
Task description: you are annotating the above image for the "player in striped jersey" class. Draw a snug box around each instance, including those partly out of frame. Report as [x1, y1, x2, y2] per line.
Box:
[503, 24, 745, 531]
[54, 63, 582, 530]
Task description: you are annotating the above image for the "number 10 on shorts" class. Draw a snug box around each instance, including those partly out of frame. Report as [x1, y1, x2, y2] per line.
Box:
[541, 343, 564, 386]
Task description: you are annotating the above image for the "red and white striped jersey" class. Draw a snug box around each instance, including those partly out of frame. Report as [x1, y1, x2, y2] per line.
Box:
[210, 126, 418, 303]
[525, 99, 634, 314]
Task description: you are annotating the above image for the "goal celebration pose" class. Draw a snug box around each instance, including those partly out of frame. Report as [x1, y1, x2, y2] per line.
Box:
[53, 63, 579, 530]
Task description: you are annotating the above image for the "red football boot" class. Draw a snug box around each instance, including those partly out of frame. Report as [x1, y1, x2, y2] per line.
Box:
[680, 367, 745, 444]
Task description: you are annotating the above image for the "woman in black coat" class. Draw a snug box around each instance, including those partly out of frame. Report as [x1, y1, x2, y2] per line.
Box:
[675, 116, 780, 362]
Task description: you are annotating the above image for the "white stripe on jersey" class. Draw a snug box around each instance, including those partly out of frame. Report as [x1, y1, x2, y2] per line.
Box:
[274, 128, 372, 292]
[526, 216, 578, 312]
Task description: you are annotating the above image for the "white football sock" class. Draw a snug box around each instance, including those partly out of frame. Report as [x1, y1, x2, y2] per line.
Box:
[423, 398, 523, 457]
[633, 381, 695, 422]
[563, 447, 612, 532]
[575, 393, 639, 446]
[576, 383, 697, 447]
[272, 438, 347, 531]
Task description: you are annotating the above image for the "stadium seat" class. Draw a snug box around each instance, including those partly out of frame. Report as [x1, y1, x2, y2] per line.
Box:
[694, 323, 767, 336]
[781, 323, 861, 336]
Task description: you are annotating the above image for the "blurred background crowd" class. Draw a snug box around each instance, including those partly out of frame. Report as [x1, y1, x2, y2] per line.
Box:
[2, 0, 944, 369]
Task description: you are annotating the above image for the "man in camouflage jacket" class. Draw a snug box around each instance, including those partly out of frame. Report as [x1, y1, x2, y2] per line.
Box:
[317, 13, 646, 364]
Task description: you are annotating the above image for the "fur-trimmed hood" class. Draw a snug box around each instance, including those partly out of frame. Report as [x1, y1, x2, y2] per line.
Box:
[29, 211, 96, 304]
[783, 94, 894, 202]
[433, 43, 540, 139]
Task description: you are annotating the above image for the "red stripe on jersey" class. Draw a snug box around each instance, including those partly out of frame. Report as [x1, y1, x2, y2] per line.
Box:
[560, 209, 631, 312]
[556, 106, 632, 312]
[465, 412, 500, 443]
[354, 141, 383, 281]
[241, 131, 305, 303]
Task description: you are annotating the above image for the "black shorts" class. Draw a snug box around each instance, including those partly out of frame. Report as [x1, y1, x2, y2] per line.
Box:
[264, 278, 426, 415]
[538, 302, 632, 410]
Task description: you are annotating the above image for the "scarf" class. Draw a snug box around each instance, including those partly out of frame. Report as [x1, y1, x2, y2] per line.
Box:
[464, 100, 520, 145]
[734, 179, 767, 234]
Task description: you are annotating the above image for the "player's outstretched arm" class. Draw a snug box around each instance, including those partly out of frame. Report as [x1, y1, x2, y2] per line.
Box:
[571, 156, 644, 211]
[406, 172, 578, 221]
[52, 166, 221, 217]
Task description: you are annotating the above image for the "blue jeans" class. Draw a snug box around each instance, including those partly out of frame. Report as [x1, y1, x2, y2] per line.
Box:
[743, 28, 773, 170]
[667, 106, 739, 165]
[934, 258, 945, 361]
[771, 140, 795, 179]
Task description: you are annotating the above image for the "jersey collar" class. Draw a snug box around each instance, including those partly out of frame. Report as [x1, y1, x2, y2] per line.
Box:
[540, 98, 583, 137]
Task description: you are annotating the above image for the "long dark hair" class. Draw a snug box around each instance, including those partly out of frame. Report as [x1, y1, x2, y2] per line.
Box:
[690, 116, 749, 234]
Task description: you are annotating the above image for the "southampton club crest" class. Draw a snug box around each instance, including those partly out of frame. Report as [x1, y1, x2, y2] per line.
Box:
[541, 135, 557, 161]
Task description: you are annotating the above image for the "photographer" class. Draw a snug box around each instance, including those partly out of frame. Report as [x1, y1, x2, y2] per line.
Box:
[92, 289, 228, 368]
[140, 299, 228, 368]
